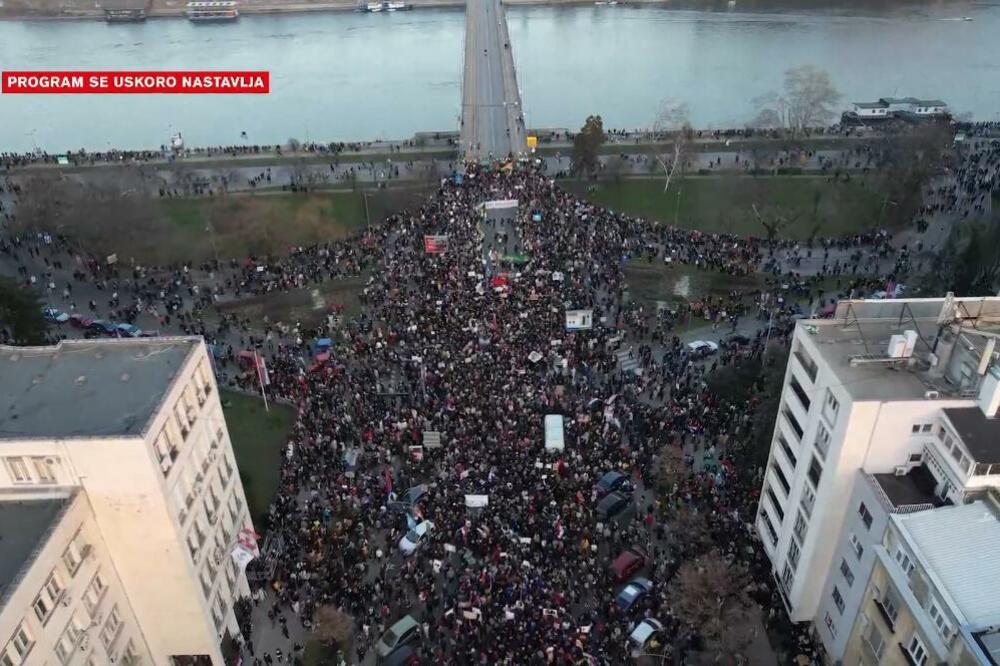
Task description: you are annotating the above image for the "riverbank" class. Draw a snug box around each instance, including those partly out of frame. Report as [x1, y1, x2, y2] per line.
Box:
[0, 0, 965, 21]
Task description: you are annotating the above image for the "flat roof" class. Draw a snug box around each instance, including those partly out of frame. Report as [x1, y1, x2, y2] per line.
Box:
[854, 102, 888, 109]
[0, 496, 69, 603]
[873, 465, 943, 510]
[943, 407, 1000, 464]
[895, 501, 1000, 628]
[0, 338, 198, 440]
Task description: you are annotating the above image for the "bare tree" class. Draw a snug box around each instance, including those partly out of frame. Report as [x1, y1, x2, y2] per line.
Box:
[647, 101, 693, 193]
[752, 203, 800, 245]
[669, 551, 755, 662]
[751, 66, 841, 132]
[313, 605, 354, 651]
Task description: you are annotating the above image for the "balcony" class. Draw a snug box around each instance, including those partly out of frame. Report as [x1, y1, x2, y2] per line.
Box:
[793, 350, 818, 383]
[783, 408, 804, 441]
[789, 377, 811, 413]
[873, 598, 897, 633]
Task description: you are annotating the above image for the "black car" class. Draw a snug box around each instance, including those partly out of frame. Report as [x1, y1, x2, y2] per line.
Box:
[724, 333, 751, 347]
[595, 492, 632, 521]
[595, 471, 632, 497]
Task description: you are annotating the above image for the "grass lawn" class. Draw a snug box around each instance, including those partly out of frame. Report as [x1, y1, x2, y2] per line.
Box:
[567, 176, 885, 240]
[221, 389, 295, 528]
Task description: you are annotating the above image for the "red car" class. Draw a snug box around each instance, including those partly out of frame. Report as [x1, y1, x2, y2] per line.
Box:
[610, 546, 648, 583]
[68, 314, 94, 329]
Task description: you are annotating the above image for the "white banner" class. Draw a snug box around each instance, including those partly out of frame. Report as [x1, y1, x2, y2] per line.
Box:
[565, 309, 593, 331]
[231, 544, 256, 573]
[483, 199, 518, 210]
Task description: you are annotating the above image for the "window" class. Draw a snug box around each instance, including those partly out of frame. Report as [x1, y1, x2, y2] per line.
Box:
[33, 572, 64, 624]
[789, 376, 811, 412]
[100, 605, 123, 650]
[800, 485, 816, 518]
[778, 435, 797, 469]
[62, 530, 86, 574]
[824, 390, 840, 420]
[83, 570, 108, 613]
[928, 602, 952, 638]
[911, 423, 933, 434]
[31, 457, 57, 484]
[765, 486, 785, 522]
[3, 624, 33, 663]
[793, 511, 808, 543]
[54, 613, 86, 664]
[814, 422, 831, 460]
[859, 502, 873, 529]
[824, 611, 837, 637]
[771, 463, 790, 495]
[808, 455, 823, 489]
[759, 511, 778, 546]
[837, 559, 854, 587]
[832, 586, 845, 614]
[907, 633, 928, 665]
[787, 540, 801, 571]
[781, 563, 794, 592]
[864, 624, 886, 660]
[894, 548, 915, 577]
[909, 452, 923, 463]
[783, 406, 804, 440]
[878, 586, 900, 625]
[4, 457, 30, 483]
[122, 640, 140, 666]
[849, 532, 864, 560]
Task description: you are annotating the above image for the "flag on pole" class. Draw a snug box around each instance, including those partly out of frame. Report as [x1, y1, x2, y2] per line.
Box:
[254, 351, 270, 386]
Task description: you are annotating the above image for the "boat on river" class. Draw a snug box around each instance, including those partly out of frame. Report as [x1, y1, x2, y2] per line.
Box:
[185, 1, 239, 22]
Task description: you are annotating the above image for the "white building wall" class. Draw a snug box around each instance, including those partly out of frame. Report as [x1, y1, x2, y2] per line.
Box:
[0, 490, 153, 665]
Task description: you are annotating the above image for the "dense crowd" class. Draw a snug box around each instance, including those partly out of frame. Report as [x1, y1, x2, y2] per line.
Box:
[2, 132, 994, 664]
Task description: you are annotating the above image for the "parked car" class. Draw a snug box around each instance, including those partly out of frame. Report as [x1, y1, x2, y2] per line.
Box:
[595, 470, 632, 498]
[723, 333, 751, 347]
[610, 546, 648, 583]
[41, 307, 70, 323]
[68, 314, 94, 329]
[399, 520, 434, 556]
[686, 340, 719, 358]
[616, 576, 653, 611]
[116, 323, 142, 337]
[375, 615, 421, 661]
[381, 644, 420, 666]
[595, 491, 631, 521]
[628, 618, 664, 655]
[388, 484, 428, 514]
[88, 319, 117, 335]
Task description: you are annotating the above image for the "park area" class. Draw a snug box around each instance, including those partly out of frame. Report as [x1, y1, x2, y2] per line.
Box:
[220, 389, 295, 528]
[569, 175, 886, 240]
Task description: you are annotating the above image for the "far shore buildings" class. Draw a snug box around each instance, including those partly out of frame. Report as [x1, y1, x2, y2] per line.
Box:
[757, 296, 1000, 665]
[0, 337, 256, 666]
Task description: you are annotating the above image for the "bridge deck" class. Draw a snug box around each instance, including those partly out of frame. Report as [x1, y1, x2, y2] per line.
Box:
[460, 0, 526, 161]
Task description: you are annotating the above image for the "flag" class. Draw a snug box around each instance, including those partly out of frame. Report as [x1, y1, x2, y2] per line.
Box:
[254, 351, 270, 386]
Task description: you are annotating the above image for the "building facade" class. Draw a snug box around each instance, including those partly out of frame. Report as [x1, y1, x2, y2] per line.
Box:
[755, 296, 1000, 664]
[0, 338, 256, 666]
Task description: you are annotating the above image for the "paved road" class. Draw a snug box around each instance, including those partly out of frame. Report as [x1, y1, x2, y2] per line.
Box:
[460, 0, 525, 161]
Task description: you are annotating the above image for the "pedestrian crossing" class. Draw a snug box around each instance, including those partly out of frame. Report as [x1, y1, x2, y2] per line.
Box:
[616, 348, 642, 375]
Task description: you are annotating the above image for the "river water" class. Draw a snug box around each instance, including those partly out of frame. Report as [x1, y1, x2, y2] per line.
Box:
[1, 1, 999, 152]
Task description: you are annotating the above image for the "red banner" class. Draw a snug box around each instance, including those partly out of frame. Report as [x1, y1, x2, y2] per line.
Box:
[2, 71, 269, 94]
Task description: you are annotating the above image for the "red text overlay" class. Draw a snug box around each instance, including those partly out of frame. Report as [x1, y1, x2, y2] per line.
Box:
[2, 71, 270, 94]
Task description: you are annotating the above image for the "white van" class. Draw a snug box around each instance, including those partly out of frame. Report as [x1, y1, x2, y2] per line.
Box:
[544, 414, 565, 452]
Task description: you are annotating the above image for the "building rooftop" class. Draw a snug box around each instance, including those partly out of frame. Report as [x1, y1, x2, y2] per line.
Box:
[943, 407, 1000, 464]
[915, 99, 947, 107]
[895, 501, 1000, 629]
[0, 338, 199, 440]
[872, 465, 944, 511]
[854, 101, 888, 109]
[0, 496, 69, 603]
[799, 297, 1000, 402]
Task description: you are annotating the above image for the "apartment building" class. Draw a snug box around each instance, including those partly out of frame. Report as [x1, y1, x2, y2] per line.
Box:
[841, 499, 1000, 666]
[0, 337, 256, 666]
[755, 296, 1000, 663]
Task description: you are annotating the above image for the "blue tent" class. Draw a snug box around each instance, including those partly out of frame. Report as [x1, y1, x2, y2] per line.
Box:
[315, 338, 332, 350]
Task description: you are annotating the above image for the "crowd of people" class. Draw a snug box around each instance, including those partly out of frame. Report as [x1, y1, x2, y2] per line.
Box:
[1, 128, 992, 664]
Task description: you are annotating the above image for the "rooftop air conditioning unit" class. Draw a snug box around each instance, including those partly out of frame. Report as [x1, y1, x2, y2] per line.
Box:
[924, 390, 940, 400]
[894, 465, 908, 476]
